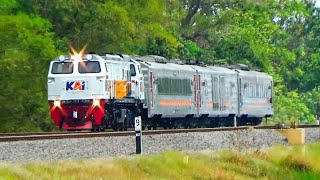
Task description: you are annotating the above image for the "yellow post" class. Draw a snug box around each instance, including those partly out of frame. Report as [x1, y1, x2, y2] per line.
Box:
[276, 128, 305, 145]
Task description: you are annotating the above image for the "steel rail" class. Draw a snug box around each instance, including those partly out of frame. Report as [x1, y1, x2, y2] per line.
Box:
[0, 124, 318, 142]
[0, 131, 92, 137]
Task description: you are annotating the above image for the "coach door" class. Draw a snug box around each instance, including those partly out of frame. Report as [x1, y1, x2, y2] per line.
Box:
[237, 77, 242, 115]
[212, 75, 226, 112]
[219, 76, 226, 112]
[212, 76, 219, 111]
[193, 73, 202, 116]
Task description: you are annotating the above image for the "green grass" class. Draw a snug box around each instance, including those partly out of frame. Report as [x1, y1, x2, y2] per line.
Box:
[1, 143, 320, 179]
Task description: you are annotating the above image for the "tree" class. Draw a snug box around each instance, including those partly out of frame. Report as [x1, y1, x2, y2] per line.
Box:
[0, 10, 59, 131]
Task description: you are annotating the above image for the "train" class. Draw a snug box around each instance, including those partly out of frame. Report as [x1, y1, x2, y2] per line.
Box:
[47, 52, 273, 131]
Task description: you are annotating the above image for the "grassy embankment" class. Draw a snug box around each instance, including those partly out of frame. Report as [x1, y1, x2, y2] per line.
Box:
[1, 143, 320, 179]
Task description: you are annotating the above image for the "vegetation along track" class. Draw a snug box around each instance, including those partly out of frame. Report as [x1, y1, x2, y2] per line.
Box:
[0, 125, 318, 142]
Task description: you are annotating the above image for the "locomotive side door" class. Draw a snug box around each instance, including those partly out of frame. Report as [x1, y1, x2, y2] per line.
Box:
[129, 63, 138, 98]
[129, 62, 144, 99]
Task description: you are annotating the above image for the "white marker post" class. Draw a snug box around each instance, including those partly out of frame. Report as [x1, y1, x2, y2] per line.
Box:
[135, 116, 142, 154]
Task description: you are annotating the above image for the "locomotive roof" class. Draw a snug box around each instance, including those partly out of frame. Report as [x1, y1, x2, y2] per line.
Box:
[51, 54, 105, 62]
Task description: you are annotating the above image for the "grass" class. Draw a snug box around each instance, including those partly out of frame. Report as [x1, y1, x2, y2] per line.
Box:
[1, 143, 320, 179]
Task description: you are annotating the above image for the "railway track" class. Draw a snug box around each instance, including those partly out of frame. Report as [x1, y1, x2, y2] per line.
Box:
[0, 125, 318, 142]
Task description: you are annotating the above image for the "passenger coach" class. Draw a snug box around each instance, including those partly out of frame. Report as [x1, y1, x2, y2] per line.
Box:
[137, 56, 273, 128]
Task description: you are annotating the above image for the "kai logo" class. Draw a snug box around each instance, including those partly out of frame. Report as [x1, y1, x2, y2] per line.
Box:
[66, 81, 85, 91]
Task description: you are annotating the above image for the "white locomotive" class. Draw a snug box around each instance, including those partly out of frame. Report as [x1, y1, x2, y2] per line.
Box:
[48, 52, 144, 131]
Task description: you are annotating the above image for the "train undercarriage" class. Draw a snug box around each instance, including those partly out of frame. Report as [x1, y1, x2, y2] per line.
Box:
[140, 114, 264, 130]
[57, 101, 265, 132]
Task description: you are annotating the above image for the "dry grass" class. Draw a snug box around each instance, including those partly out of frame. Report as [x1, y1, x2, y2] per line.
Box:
[280, 155, 313, 171]
[1, 143, 320, 179]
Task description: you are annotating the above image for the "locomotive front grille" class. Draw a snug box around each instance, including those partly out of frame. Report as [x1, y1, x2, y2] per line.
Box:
[61, 99, 92, 105]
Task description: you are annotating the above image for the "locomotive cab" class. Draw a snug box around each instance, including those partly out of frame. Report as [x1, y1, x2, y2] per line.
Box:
[48, 54, 108, 130]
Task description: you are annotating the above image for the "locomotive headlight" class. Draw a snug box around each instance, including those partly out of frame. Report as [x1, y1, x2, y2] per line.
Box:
[93, 99, 100, 106]
[53, 100, 61, 107]
[85, 54, 93, 60]
[58, 55, 65, 61]
[71, 53, 82, 62]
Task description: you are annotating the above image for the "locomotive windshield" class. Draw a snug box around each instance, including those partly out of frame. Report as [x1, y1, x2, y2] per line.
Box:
[51, 62, 73, 74]
[78, 61, 101, 73]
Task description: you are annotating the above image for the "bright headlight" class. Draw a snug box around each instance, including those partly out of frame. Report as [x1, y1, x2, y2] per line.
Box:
[71, 54, 82, 61]
[93, 99, 100, 106]
[53, 100, 61, 107]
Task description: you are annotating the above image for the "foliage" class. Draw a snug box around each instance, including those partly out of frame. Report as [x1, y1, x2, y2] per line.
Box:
[300, 86, 320, 119]
[0, 2, 59, 132]
[272, 90, 316, 124]
[0, 143, 320, 179]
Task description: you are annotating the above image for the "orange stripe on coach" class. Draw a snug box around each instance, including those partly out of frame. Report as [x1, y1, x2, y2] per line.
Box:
[207, 101, 213, 107]
[159, 100, 192, 106]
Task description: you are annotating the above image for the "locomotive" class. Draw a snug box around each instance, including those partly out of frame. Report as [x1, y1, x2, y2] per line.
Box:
[47, 53, 273, 131]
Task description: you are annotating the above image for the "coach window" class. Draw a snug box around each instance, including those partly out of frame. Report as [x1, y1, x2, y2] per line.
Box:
[51, 62, 73, 74]
[157, 78, 191, 95]
[253, 84, 256, 97]
[249, 83, 253, 97]
[264, 85, 267, 97]
[203, 80, 208, 95]
[256, 84, 260, 97]
[230, 82, 235, 95]
[251, 84, 254, 97]
[245, 84, 248, 97]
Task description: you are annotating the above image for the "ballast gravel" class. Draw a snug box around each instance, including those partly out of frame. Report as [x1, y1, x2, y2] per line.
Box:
[0, 128, 319, 162]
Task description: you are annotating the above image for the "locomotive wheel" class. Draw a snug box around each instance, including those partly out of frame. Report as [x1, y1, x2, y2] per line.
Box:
[97, 125, 103, 132]
[163, 124, 168, 129]
[112, 125, 119, 131]
[123, 119, 128, 131]
[210, 119, 219, 128]
[92, 124, 102, 132]
[183, 123, 190, 129]
[112, 123, 127, 131]
[119, 123, 125, 131]
[91, 123, 96, 132]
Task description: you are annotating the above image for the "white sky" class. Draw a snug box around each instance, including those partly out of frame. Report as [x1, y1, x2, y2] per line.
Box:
[316, 0, 320, 7]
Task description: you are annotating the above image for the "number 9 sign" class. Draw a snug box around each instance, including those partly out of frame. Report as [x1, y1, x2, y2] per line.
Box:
[135, 116, 142, 131]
